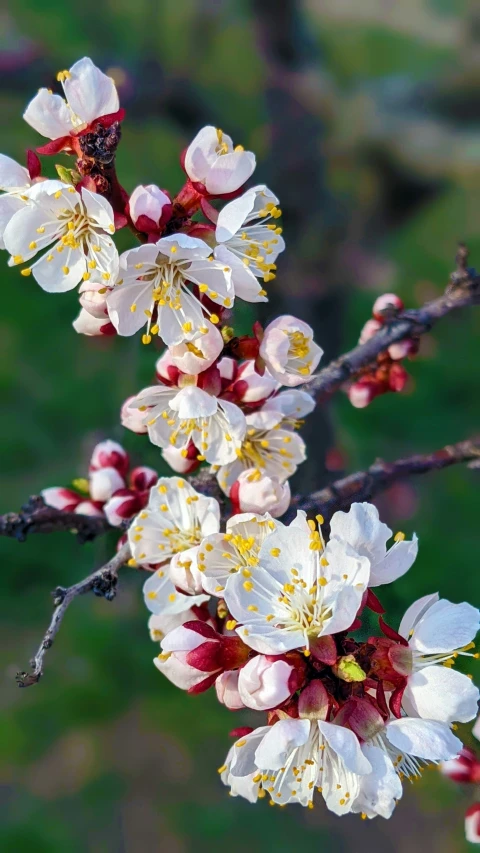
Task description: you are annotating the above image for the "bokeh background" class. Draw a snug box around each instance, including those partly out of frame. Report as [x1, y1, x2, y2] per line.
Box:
[1, 1, 479, 850]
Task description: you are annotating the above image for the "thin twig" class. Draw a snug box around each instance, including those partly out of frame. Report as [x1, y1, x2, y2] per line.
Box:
[0, 495, 113, 543]
[307, 245, 480, 401]
[292, 436, 480, 522]
[16, 541, 131, 687]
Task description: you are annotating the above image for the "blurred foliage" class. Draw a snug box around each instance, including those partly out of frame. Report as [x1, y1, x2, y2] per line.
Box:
[0, 1, 479, 851]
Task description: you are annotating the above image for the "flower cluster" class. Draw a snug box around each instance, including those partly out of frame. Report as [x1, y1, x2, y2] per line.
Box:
[131, 483, 479, 819]
[42, 439, 157, 527]
[441, 716, 480, 844]
[348, 294, 419, 408]
[5, 56, 479, 835]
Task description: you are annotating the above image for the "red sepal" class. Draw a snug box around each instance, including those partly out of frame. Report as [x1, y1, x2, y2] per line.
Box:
[389, 684, 406, 719]
[229, 726, 254, 738]
[187, 672, 218, 694]
[182, 620, 218, 640]
[26, 149, 41, 180]
[366, 588, 386, 614]
[114, 211, 128, 230]
[376, 680, 389, 719]
[186, 640, 222, 672]
[197, 364, 222, 397]
[379, 616, 409, 646]
[200, 197, 219, 223]
[309, 634, 337, 665]
[36, 136, 72, 155]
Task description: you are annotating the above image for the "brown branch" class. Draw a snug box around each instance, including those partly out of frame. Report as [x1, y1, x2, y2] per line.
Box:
[293, 437, 480, 522]
[307, 245, 480, 401]
[0, 495, 113, 543]
[16, 541, 132, 687]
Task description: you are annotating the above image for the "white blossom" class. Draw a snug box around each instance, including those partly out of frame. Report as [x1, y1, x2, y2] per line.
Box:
[127, 383, 247, 466]
[184, 125, 255, 195]
[234, 469, 291, 517]
[329, 501, 418, 588]
[0, 153, 35, 249]
[396, 594, 480, 724]
[214, 185, 284, 300]
[106, 233, 233, 345]
[224, 515, 370, 654]
[128, 184, 170, 229]
[259, 315, 323, 386]
[237, 655, 295, 711]
[4, 180, 118, 292]
[23, 57, 119, 141]
[168, 321, 224, 375]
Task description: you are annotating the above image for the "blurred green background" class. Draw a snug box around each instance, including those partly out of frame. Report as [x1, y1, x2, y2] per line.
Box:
[1, 1, 479, 850]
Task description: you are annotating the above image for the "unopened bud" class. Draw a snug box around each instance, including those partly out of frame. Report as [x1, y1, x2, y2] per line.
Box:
[373, 293, 404, 320]
[78, 280, 109, 318]
[121, 396, 148, 434]
[232, 469, 290, 518]
[90, 440, 129, 476]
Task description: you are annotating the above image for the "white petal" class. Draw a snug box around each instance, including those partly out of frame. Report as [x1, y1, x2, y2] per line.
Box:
[0, 153, 30, 189]
[263, 389, 315, 419]
[385, 718, 462, 761]
[4, 204, 56, 261]
[329, 502, 391, 565]
[370, 534, 418, 587]
[153, 652, 207, 690]
[206, 151, 256, 194]
[81, 188, 115, 230]
[64, 57, 119, 125]
[410, 599, 480, 654]
[229, 726, 271, 778]
[214, 245, 268, 302]
[0, 194, 25, 249]
[352, 745, 402, 819]
[23, 89, 72, 139]
[398, 592, 440, 639]
[254, 718, 310, 770]
[318, 721, 372, 775]
[106, 282, 153, 335]
[184, 126, 224, 183]
[156, 232, 212, 262]
[33, 245, 86, 292]
[403, 665, 480, 723]
[216, 189, 257, 242]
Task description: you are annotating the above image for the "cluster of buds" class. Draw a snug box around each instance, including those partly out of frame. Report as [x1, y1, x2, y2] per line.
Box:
[129, 482, 479, 819]
[441, 717, 480, 844]
[348, 294, 419, 409]
[42, 439, 157, 527]
[4, 55, 479, 836]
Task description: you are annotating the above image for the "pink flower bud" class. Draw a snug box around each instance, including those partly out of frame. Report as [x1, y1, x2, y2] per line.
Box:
[237, 655, 296, 711]
[388, 363, 408, 392]
[128, 184, 171, 229]
[78, 280, 109, 319]
[90, 440, 129, 476]
[215, 670, 245, 710]
[229, 360, 279, 405]
[74, 500, 104, 517]
[372, 293, 404, 320]
[129, 466, 158, 493]
[348, 378, 383, 409]
[169, 547, 204, 595]
[148, 610, 205, 643]
[465, 804, 480, 844]
[73, 308, 116, 336]
[89, 467, 125, 502]
[388, 339, 416, 361]
[120, 396, 148, 434]
[103, 489, 143, 526]
[169, 322, 224, 375]
[233, 469, 291, 517]
[441, 748, 480, 784]
[155, 350, 181, 386]
[161, 445, 200, 474]
[359, 318, 382, 344]
[41, 487, 82, 512]
[155, 621, 224, 693]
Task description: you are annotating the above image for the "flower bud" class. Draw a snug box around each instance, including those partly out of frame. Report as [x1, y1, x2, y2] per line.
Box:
[388, 339, 416, 361]
[129, 466, 158, 493]
[465, 804, 480, 844]
[229, 360, 279, 405]
[155, 350, 181, 386]
[388, 363, 408, 392]
[348, 378, 383, 409]
[78, 280, 109, 318]
[169, 547, 204, 595]
[237, 655, 296, 711]
[89, 466, 125, 502]
[232, 469, 290, 517]
[259, 315, 323, 387]
[155, 621, 224, 693]
[161, 444, 200, 474]
[128, 184, 171, 230]
[73, 307, 116, 336]
[41, 486, 82, 512]
[103, 489, 144, 526]
[169, 322, 224, 375]
[148, 609, 205, 643]
[441, 748, 480, 784]
[121, 395, 148, 434]
[90, 440, 129, 476]
[215, 670, 245, 710]
[74, 499, 104, 517]
[359, 318, 382, 344]
[372, 293, 404, 320]
[218, 356, 237, 385]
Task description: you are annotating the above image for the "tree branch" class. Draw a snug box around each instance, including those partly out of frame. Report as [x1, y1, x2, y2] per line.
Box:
[16, 541, 132, 687]
[293, 436, 480, 522]
[307, 246, 480, 401]
[0, 495, 113, 543]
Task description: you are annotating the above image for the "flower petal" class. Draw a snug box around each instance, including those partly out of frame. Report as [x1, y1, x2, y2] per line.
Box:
[385, 718, 462, 761]
[63, 57, 119, 125]
[410, 599, 480, 654]
[254, 718, 310, 770]
[403, 665, 480, 724]
[23, 89, 72, 139]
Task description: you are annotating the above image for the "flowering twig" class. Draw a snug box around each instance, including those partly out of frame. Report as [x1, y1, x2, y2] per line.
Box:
[307, 245, 480, 401]
[294, 436, 480, 522]
[16, 541, 131, 687]
[0, 495, 113, 543]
